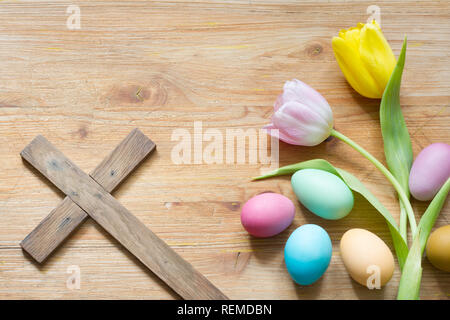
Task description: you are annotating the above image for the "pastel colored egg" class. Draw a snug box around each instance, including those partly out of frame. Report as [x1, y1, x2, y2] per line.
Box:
[241, 192, 295, 238]
[340, 229, 395, 287]
[426, 225, 450, 272]
[291, 169, 354, 220]
[284, 224, 332, 285]
[409, 143, 450, 201]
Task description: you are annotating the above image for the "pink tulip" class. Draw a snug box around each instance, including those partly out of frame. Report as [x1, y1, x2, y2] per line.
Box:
[263, 79, 333, 146]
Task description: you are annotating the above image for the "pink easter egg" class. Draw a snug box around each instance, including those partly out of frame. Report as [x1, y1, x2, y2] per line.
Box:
[241, 192, 295, 237]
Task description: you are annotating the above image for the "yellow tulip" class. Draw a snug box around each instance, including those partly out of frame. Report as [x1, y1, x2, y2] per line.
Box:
[332, 20, 396, 99]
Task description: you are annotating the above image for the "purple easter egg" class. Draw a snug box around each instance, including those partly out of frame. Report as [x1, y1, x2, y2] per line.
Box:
[241, 193, 295, 237]
[409, 143, 450, 201]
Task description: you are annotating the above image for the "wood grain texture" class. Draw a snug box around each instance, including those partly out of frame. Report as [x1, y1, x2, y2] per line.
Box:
[20, 128, 155, 263]
[20, 135, 228, 300]
[0, 0, 448, 300]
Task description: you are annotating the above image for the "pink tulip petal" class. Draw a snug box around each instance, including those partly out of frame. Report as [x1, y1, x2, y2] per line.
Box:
[271, 101, 330, 146]
[263, 79, 333, 146]
[263, 124, 301, 145]
[277, 131, 305, 145]
[274, 94, 284, 111]
[282, 79, 333, 124]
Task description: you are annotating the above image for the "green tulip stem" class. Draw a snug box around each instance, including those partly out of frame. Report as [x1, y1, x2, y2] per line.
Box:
[330, 129, 417, 236]
[399, 202, 408, 242]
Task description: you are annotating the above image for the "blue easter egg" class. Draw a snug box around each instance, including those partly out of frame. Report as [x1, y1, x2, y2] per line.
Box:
[284, 224, 332, 285]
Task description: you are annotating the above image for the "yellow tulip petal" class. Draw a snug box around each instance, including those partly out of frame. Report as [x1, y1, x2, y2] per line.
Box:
[339, 23, 364, 39]
[332, 36, 381, 99]
[360, 22, 397, 95]
[342, 28, 361, 52]
[371, 20, 382, 31]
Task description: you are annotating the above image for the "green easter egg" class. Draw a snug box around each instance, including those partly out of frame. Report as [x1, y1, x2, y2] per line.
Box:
[291, 169, 354, 220]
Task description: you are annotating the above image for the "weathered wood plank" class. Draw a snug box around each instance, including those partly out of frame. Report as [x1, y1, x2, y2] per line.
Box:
[0, 0, 448, 300]
[20, 128, 156, 263]
[20, 135, 228, 300]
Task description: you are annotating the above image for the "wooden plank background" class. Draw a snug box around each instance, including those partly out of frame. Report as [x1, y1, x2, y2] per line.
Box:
[0, 0, 448, 299]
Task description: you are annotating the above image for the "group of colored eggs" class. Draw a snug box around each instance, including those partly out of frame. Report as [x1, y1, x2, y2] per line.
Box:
[241, 143, 450, 287]
[241, 169, 395, 286]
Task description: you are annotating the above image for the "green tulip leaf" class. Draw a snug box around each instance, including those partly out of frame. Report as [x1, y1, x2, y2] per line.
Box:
[253, 159, 409, 268]
[417, 178, 450, 253]
[380, 38, 413, 238]
[380, 38, 413, 194]
[397, 178, 450, 300]
[397, 230, 422, 300]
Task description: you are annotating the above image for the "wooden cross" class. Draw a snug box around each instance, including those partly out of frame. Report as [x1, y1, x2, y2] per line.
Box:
[20, 129, 228, 300]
